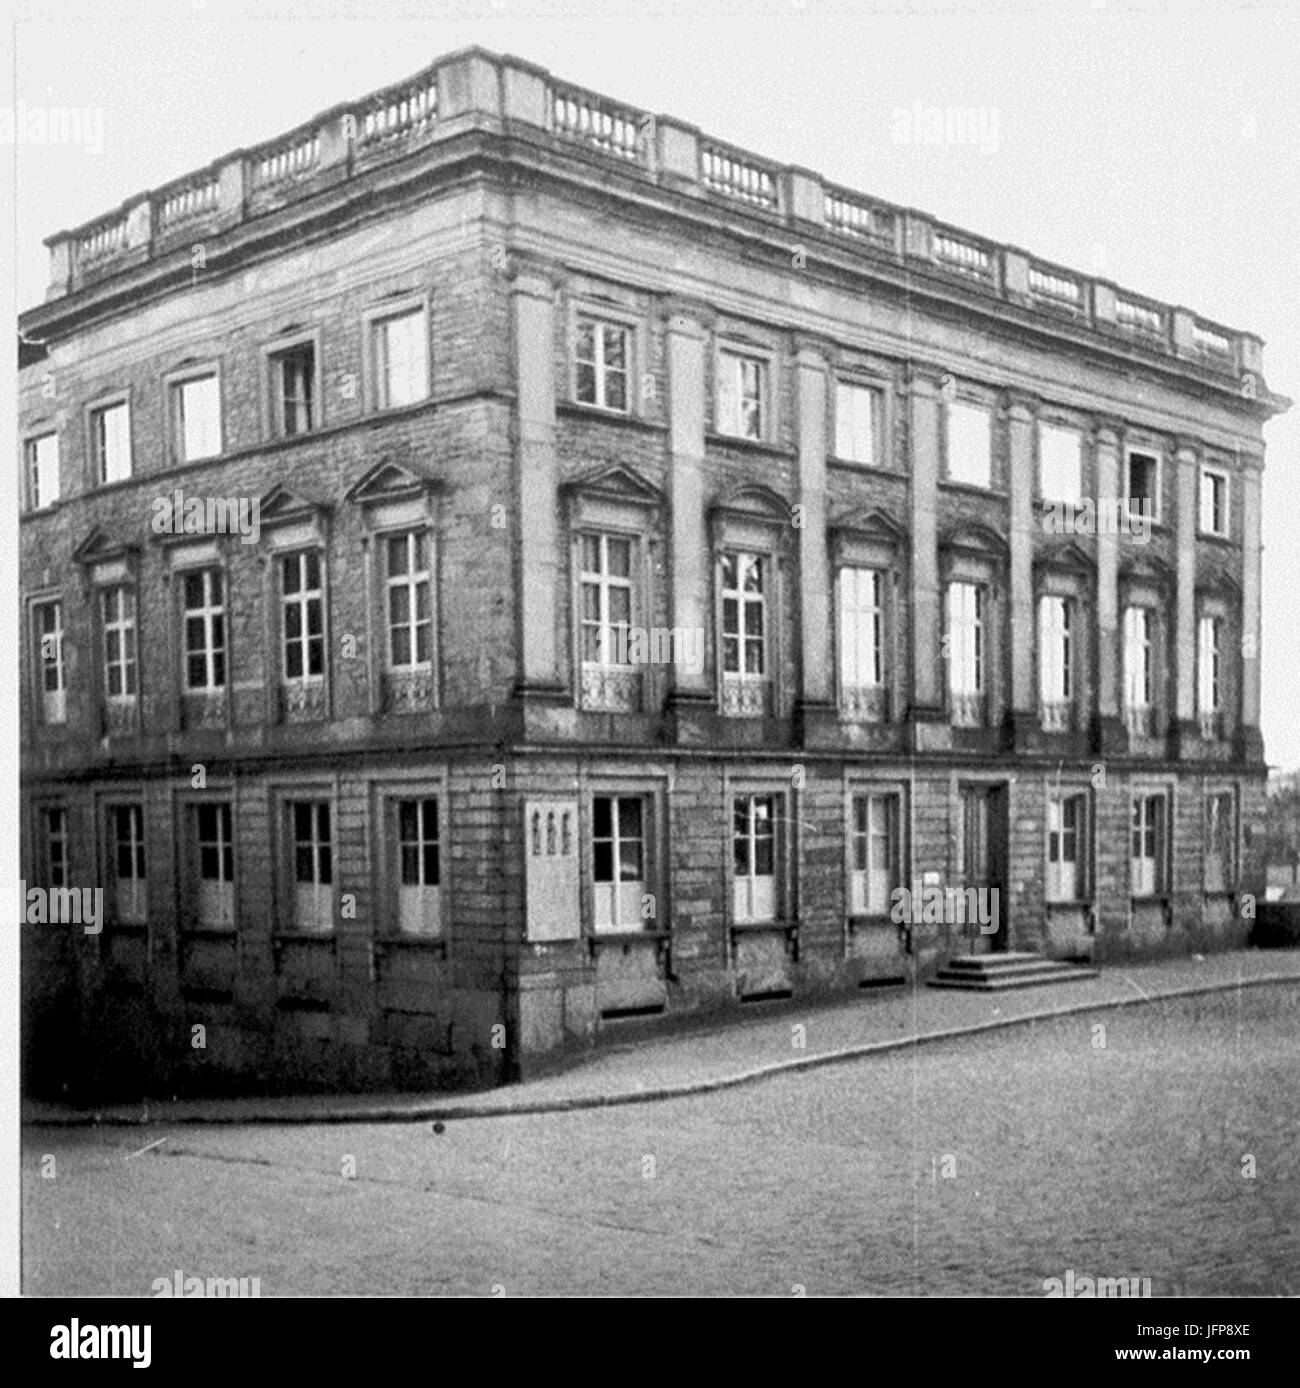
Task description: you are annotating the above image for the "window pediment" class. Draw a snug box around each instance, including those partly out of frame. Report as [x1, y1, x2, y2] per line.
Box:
[345, 459, 439, 509]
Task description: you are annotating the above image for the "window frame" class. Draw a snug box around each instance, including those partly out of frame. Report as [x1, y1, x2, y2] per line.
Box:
[281, 794, 335, 935]
[1124, 444, 1163, 525]
[943, 395, 994, 490]
[86, 392, 132, 486]
[279, 549, 327, 685]
[572, 313, 633, 415]
[179, 565, 228, 693]
[382, 529, 435, 674]
[38, 804, 70, 890]
[165, 364, 224, 465]
[187, 798, 237, 933]
[730, 788, 786, 926]
[1203, 788, 1238, 895]
[715, 344, 773, 443]
[1199, 464, 1230, 538]
[945, 579, 987, 715]
[104, 799, 149, 927]
[833, 379, 882, 468]
[1130, 788, 1171, 900]
[263, 330, 323, 440]
[719, 548, 771, 683]
[1038, 420, 1084, 506]
[365, 297, 431, 413]
[1045, 789, 1090, 904]
[1037, 592, 1073, 707]
[847, 787, 903, 918]
[23, 429, 60, 512]
[589, 791, 652, 934]
[30, 596, 66, 726]
[101, 583, 139, 701]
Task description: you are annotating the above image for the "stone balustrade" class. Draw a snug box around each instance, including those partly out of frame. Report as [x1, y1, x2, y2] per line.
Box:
[40, 46, 1257, 380]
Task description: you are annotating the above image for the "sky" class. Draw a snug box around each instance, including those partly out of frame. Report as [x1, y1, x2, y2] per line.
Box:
[4, 0, 1299, 767]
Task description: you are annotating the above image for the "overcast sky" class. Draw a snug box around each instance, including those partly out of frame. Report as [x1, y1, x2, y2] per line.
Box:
[7, 0, 1299, 768]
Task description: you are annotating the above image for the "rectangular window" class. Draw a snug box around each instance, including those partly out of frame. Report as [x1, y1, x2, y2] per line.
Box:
[592, 794, 647, 932]
[1123, 605, 1153, 725]
[102, 586, 138, 700]
[396, 797, 441, 936]
[171, 374, 222, 463]
[1127, 451, 1159, 522]
[1047, 793, 1086, 903]
[575, 318, 630, 412]
[290, 801, 332, 933]
[42, 807, 69, 888]
[721, 552, 767, 678]
[579, 533, 634, 667]
[1200, 467, 1229, 537]
[1204, 792, 1236, 893]
[33, 600, 65, 724]
[1198, 615, 1222, 718]
[718, 351, 766, 440]
[111, 804, 148, 925]
[271, 343, 316, 437]
[385, 532, 432, 671]
[195, 803, 235, 929]
[946, 581, 984, 722]
[25, 433, 60, 510]
[839, 567, 885, 691]
[849, 792, 899, 915]
[1131, 793, 1167, 898]
[733, 793, 778, 923]
[1039, 423, 1083, 504]
[835, 382, 878, 465]
[946, 400, 992, 488]
[91, 400, 131, 484]
[182, 569, 226, 691]
[281, 552, 325, 681]
[372, 308, 429, 410]
[1038, 594, 1071, 725]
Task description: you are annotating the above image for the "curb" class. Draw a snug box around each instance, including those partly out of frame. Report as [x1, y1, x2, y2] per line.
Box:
[23, 971, 1299, 1128]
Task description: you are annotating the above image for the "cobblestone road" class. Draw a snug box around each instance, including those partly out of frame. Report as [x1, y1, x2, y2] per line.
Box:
[23, 985, 1299, 1296]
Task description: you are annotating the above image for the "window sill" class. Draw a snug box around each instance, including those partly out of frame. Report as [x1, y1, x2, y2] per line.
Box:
[938, 479, 1004, 498]
[591, 928, 664, 943]
[557, 401, 665, 432]
[706, 431, 793, 459]
[375, 934, 447, 950]
[827, 455, 900, 477]
[180, 925, 237, 939]
[730, 918, 795, 934]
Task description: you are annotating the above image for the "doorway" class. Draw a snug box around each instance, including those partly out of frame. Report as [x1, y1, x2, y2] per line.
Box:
[959, 782, 1009, 952]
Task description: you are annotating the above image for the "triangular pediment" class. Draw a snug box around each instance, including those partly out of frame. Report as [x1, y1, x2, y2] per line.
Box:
[1120, 552, 1174, 587]
[73, 525, 137, 566]
[345, 459, 438, 506]
[830, 506, 908, 546]
[939, 521, 1007, 558]
[562, 463, 664, 507]
[1034, 539, 1095, 575]
[259, 483, 330, 528]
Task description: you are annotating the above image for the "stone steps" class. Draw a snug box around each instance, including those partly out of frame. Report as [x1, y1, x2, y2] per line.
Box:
[928, 951, 1100, 991]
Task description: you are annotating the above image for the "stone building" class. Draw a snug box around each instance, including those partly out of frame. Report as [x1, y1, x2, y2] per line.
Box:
[17, 49, 1288, 1096]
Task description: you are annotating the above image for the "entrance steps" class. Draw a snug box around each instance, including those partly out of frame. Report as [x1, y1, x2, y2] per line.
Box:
[928, 951, 1100, 992]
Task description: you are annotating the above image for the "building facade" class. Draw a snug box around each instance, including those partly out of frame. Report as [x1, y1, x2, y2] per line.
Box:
[18, 49, 1288, 1097]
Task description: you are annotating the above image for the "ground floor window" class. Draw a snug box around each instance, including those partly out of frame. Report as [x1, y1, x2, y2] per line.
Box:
[1204, 791, 1236, 893]
[733, 793, 778, 923]
[1047, 792, 1087, 903]
[109, 803, 148, 924]
[395, 797, 442, 936]
[194, 803, 235, 929]
[592, 794, 647, 931]
[289, 800, 333, 932]
[1131, 792, 1168, 898]
[849, 792, 898, 915]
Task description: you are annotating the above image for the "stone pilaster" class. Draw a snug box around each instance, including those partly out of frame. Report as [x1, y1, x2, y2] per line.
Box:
[1171, 442, 1200, 754]
[908, 370, 948, 750]
[1007, 399, 1037, 740]
[1093, 425, 1124, 754]
[1239, 456, 1264, 762]
[794, 343, 834, 737]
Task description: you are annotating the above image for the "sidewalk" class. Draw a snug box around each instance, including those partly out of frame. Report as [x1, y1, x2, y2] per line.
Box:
[23, 948, 1300, 1127]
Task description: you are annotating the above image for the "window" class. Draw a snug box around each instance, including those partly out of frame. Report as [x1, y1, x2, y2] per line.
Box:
[1123, 605, 1154, 730]
[290, 801, 332, 933]
[592, 795, 646, 932]
[946, 581, 984, 723]
[102, 586, 138, 700]
[281, 552, 325, 681]
[182, 569, 226, 691]
[194, 803, 234, 929]
[385, 532, 432, 670]
[25, 433, 59, 510]
[1198, 615, 1222, 728]
[42, 807, 69, 888]
[1131, 793, 1167, 897]
[91, 400, 131, 484]
[1126, 450, 1159, 522]
[1200, 467, 1229, 537]
[1204, 792, 1236, 893]
[718, 351, 766, 440]
[110, 804, 147, 924]
[1039, 423, 1082, 504]
[170, 374, 222, 463]
[946, 400, 991, 488]
[33, 600, 65, 724]
[579, 533, 633, 667]
[839, 566, 885, 693]
[721, 552, 767, 678]
[270, 343, 316, 437]
[849, 792, 898, 915]
[575, 318, 630, 412]
[396, 797, 441, 936]
[1038, 595, 1072, 726]
[372, 307, 429, 410]
[733, 793, 777, 922]
[1047, 794, 1086, 903]
[835, 382, 878, 465]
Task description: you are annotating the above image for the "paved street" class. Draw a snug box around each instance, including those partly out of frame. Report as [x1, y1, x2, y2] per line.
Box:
[23, 983, 1299, 1296]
